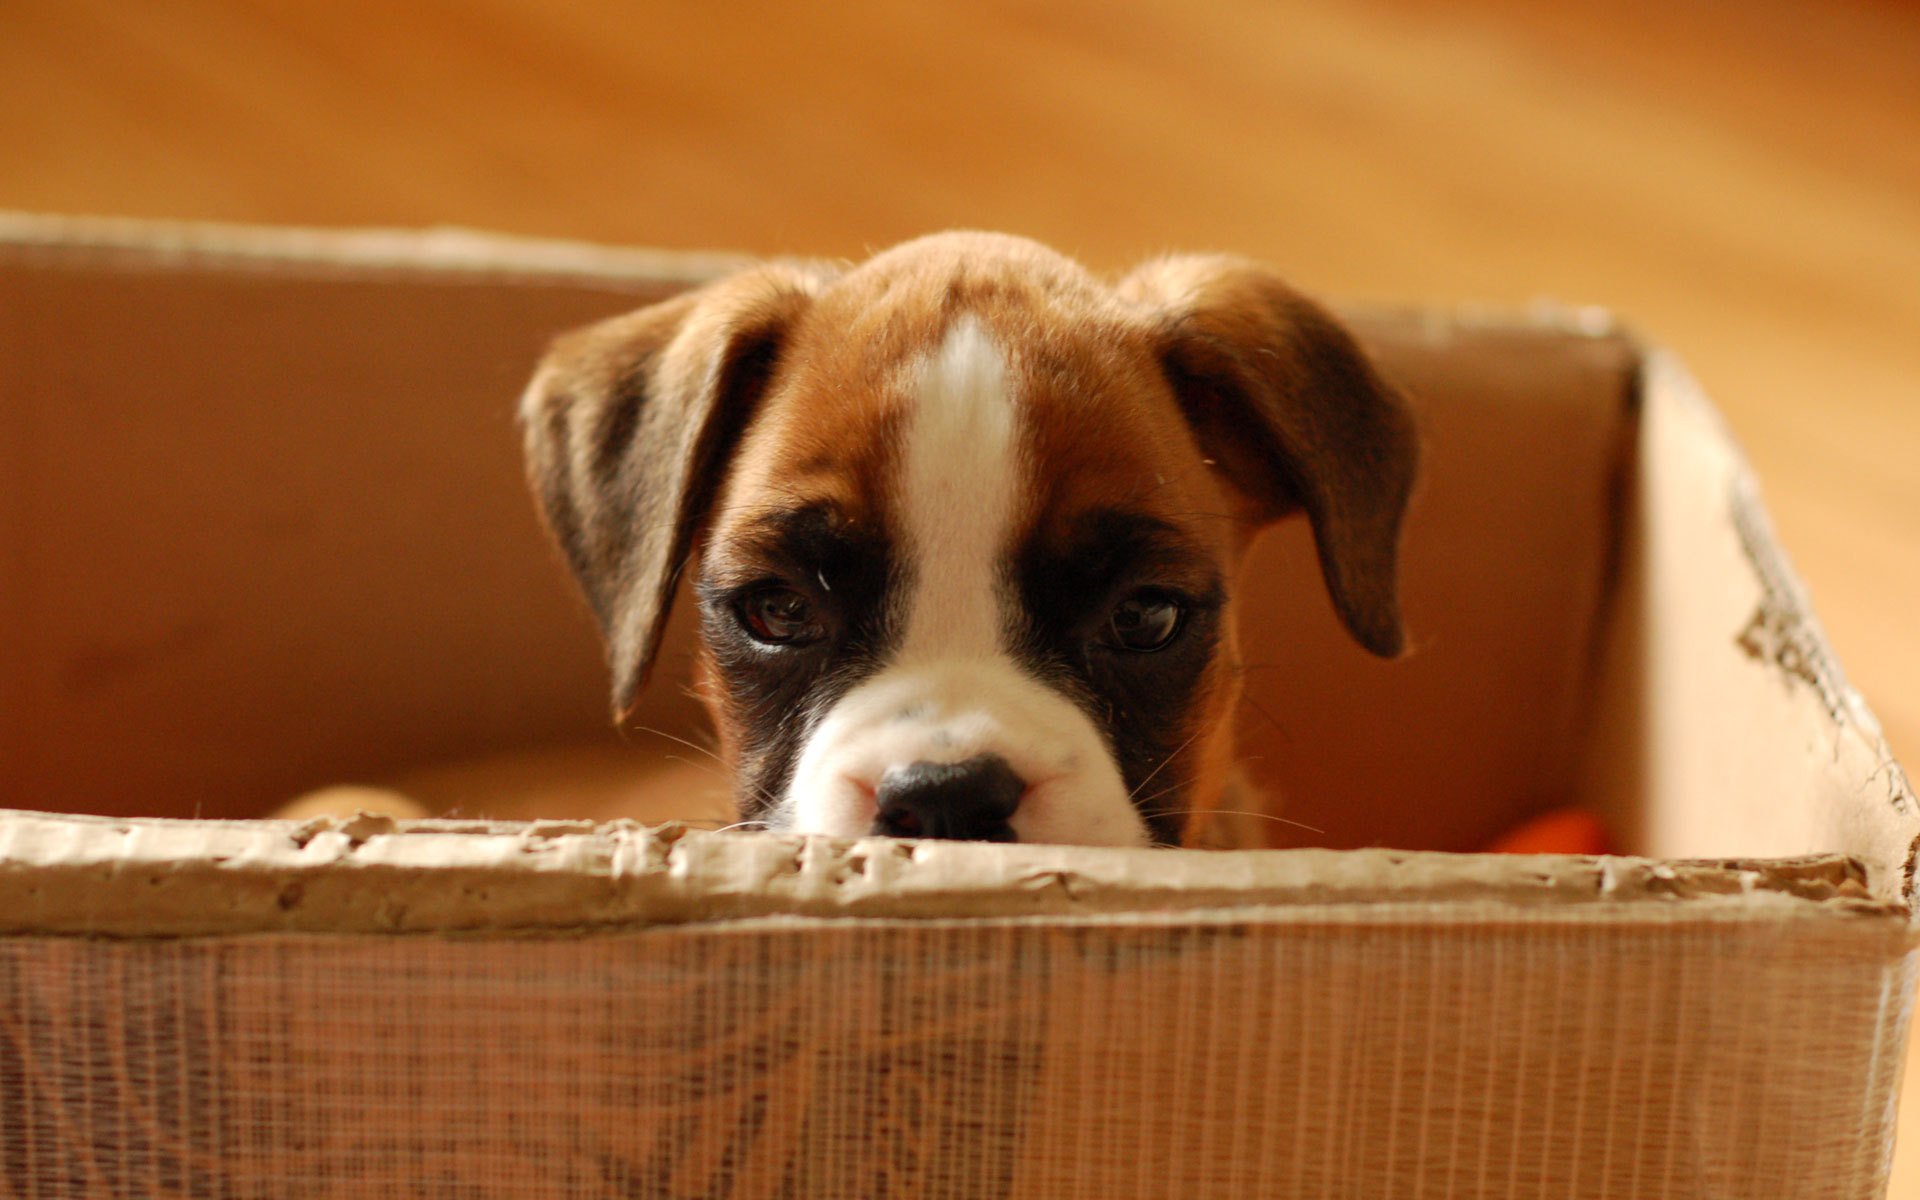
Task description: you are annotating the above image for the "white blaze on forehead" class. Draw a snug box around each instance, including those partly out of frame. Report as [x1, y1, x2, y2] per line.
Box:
[776, 314, 1148, 847]
[897, 316, 1018, 658]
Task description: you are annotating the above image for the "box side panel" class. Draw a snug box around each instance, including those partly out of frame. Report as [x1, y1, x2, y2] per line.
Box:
[1574, 353, 1919, 901]
[1234, 313, 1637, 851]
[0, 918, 1908, 1200]
[0, 257, 715, 819]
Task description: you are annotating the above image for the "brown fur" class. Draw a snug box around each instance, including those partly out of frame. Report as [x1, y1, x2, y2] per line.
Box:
[519, 232, 1417, 844]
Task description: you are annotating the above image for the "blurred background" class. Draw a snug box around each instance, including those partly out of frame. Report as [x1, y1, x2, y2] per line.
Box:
[5, 0, 1918, 1181]
[4, 0, 1913, 768]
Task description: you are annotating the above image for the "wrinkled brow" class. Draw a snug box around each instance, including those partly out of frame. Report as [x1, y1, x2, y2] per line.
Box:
[706, 502, 883, 587]
[1043, 507, 1220, 593]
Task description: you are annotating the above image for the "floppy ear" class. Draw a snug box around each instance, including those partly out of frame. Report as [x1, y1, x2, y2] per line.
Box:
[519, 263, 827, 719]
[1119, 256, 1419, 657]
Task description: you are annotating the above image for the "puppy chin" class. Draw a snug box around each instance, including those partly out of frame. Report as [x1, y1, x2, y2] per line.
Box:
[774, 659, 1151, 847]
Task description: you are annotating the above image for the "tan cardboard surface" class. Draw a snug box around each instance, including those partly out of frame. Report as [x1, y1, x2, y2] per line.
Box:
[1574, 350, 1920, 898]
[0, 809, 1900, 937]
[2, 216, 1915, 1200]
[4, 903, 1912, 1198]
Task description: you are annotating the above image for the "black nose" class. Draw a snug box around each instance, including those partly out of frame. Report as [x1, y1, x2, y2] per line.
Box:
[872, 755, 1025, 841]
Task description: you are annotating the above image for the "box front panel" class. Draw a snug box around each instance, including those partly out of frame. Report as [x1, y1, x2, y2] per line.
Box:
[2, 914, 1908, 1200]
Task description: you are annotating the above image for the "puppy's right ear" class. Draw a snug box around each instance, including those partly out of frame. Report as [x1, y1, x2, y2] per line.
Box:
[519, 264, 828, 721]
[1120, 256, 1419, 658]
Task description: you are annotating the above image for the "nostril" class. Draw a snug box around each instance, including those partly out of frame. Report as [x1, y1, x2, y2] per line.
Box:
[872, 754, 1026, 841]
[875, 802, 923, 838]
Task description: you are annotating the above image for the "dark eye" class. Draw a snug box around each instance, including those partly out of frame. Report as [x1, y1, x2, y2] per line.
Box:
[1106, 590, 1185, 652]
[739, 587, 822, 646]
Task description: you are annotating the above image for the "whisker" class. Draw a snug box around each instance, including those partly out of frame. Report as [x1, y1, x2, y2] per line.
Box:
[669, 817, 770, 834]
[1157, 808, 1327, 836]
[1237, 694, 1292, 743]
[660, 753, 730, 782]
[626, 723, 726, 767]
[626, 723, 783, 813]
[1130, 776, 1195, 810]
[1127, 729, 1204, 801]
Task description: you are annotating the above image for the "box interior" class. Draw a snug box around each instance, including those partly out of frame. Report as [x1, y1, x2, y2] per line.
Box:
[1, 216, 1910, 881]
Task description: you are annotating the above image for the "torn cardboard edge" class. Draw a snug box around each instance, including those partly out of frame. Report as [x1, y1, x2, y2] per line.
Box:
[0, 209, 1630, 346]
[1729, 464, 1920, 903]
[1645, 350, 1920, 901]
[1732, 476, 1849, 721]
[0, 209, 754, 291]
[0, 809, 1901, 938]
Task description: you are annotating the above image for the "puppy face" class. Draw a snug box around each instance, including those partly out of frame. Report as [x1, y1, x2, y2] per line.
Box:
[521, 234, 1416, 846]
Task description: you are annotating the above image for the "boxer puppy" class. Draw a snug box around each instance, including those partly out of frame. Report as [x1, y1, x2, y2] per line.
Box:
[520, 233, 1416, 847]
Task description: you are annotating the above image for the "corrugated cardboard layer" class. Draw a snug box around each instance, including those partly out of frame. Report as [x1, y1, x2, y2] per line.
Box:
[3, 914, 1911, 1199]
[0, 809, 1900, 937]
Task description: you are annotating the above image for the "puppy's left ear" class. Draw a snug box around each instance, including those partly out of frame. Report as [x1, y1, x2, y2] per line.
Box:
[519, 263, 829, 719]
[1120, 256, 1420, 657]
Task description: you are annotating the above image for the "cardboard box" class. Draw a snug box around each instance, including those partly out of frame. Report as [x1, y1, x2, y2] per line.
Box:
[1, 213, 1914, 1198]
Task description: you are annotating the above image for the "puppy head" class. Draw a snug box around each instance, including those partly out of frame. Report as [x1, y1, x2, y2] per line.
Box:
[521, 233, 1417, 846]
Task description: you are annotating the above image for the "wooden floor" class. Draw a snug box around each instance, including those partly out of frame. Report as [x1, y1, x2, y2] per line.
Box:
[6, 0, 1918, 1188]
